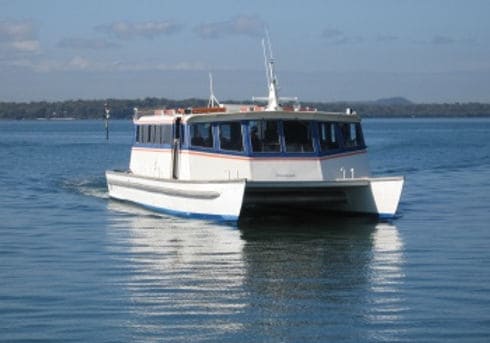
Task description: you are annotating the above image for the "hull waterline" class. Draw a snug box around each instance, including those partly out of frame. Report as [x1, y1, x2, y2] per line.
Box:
[106, 171, 403, 222]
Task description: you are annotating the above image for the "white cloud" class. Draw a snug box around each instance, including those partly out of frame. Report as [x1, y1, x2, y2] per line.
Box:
[412, 35, 475, 46]
[322, 28, 343, 40]
[95, 20, 181, 40]
[57, 37, 120, 50]
[322, 28, 363, 45]
[0, 19, 36, 41]
[110, 60, 208, 72]
[376, 35, 399, 43]
[5, 56, 208, 73]
[194, 15, 265, 39]
[11, 40, 40, 52]
[0, 19, 40, 56]
[66, 56, 91, 70]
[4, 56, 104, 72]
[431, 35, 455, 45]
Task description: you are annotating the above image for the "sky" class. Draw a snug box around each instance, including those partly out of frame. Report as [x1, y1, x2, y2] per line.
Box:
[1, 0, 490, 103]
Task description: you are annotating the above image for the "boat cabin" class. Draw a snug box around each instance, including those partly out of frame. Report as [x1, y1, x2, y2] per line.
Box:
[130, 109, 371, 182]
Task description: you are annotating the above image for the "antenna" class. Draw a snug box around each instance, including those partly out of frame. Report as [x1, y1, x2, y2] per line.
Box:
[264, 31, 279, 111]
[265, 29, 278, 88]
[265, 29, 274, 65]
[208, 72, 220, 108]
[253, 31, 299, 111]
[261, 39, 270, 85]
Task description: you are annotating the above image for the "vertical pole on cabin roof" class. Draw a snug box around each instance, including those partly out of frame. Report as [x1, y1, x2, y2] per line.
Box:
[104, 103, 110, 141]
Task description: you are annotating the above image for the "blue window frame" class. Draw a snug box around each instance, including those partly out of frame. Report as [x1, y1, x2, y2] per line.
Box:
[283, 120, 314, 153]
[249, 120, 281, 153]
[180, 119, 365, 156]
[134, 124, 173, 146]
[338, 122, 365, 149]
[318, 121, 340, 152]
[189, 122, 214, 149]
[218, 121, 244, 152]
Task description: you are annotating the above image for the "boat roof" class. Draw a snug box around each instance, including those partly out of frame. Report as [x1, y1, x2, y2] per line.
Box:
[133, 107, 361, 125]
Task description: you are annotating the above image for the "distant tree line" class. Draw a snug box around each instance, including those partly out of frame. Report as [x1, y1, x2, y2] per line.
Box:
[1, 97, 490, 120]
[307, 101, 490, 118]
[0, 98, 208, 120]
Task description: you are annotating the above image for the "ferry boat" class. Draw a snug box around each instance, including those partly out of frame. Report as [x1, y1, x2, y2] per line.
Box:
[106, 44, 404, 221]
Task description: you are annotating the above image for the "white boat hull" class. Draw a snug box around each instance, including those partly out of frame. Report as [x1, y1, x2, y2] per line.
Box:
[106, 171, 246, 221]
[243, 177, 403, 219]
[106, 171, 403, 221]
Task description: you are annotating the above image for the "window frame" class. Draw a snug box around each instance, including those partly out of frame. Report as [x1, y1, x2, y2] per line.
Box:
[318, 121, 341, 153]
[338, 122, 365, 150]
[248, 119, 282, 154]
[217, 121, 245, 153]
[282, 120, 315, 153]
[189, 122, 215, 149]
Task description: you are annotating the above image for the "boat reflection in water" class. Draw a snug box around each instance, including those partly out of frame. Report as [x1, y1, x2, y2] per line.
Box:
[107, 201, 248, 340]
[106, 201, 405, 341]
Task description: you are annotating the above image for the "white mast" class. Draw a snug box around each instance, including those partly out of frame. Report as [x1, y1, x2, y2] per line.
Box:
[208, 72, 221, 108]
[253, 32, 298, 111]
[263, 33, 280, 111]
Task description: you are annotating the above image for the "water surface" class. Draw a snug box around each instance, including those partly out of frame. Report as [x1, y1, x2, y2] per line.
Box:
[1, 118, 489, 342]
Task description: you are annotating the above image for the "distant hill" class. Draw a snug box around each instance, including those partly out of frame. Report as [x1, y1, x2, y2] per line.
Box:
[372, 97, 413, 106]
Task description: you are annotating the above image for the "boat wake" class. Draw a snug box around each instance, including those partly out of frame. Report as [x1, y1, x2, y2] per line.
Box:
[62, 176, 108, 199]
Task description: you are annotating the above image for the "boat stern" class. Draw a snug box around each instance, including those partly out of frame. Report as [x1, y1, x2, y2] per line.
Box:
[368, 176, 404, 219]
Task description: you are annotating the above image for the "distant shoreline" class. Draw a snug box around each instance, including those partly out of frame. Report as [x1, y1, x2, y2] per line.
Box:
[4, 115, 490, 121]
[2, 97, 490, 120]
[4, 114, 490, 121]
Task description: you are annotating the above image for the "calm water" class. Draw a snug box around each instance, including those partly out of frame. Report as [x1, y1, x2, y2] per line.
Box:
[1, 118, 490, 342]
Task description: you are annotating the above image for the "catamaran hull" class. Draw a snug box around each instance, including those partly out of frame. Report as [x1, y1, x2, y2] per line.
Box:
[106, 171, 246, 221]
[106, 171, 403, 221]
[244, 177, 404, 219]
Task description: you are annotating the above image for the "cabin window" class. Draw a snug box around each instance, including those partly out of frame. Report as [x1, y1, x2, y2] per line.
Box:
[178, 124, 186, 146]
[319, 122, 340, 151]
[283, 120, 314, 153]
[135, 125, 141, 143]
[142, 125, 147, 143]
[151, 125, 159, 144]
[147, 125, 153, 143]
[153, 125, 161, 144]
[139, 125, 149, 143]
[339, 122, 364, 148]
[161, 125, 173, 145]
[135, 124, 172, 145]
[139, 125, 146, 143]
[249, 120, 280, 153]
[218, 122, 243, 152]
[190, 123, 213, 148]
